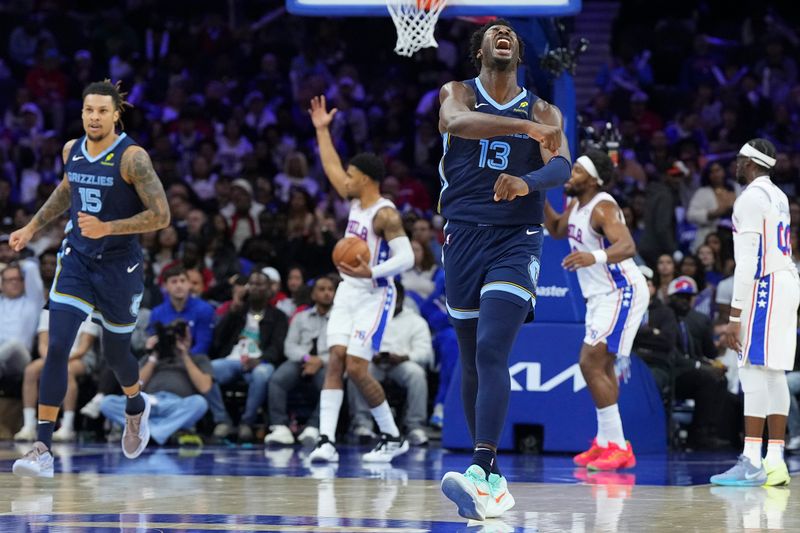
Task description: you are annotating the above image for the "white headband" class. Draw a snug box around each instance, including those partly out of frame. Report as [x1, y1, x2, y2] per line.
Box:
[576, 155, 602, 185]
[739, 143, 776, 169]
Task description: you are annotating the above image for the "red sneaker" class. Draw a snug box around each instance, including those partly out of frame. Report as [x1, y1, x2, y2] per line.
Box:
[587, 441, 636, 471]
[573, 439, 607, 467]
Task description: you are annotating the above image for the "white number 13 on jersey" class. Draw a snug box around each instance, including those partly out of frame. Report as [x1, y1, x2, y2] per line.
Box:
[79, 187, 102, 213]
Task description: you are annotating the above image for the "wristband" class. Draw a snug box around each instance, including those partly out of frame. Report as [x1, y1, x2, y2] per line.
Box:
[591, 250, 608, 265]
[729, 316, 741, 323]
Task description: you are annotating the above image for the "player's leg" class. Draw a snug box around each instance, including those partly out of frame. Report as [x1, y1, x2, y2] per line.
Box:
[92, 251, 150, 459]
[309, 344, 346, 462]
[53, 359, 86, 442]
[764, 368, 790, 486]
[711, 364, 768, 485]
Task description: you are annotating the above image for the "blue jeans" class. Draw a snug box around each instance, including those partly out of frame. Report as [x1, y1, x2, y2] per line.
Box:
[208, 358, 274, 426]
[100, 391, 208, 445]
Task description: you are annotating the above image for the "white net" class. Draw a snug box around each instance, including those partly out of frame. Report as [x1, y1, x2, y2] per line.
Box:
[386, 0, 448, 57]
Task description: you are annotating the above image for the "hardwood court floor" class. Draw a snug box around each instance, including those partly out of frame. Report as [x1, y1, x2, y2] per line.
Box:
[0, 443, 798, 532]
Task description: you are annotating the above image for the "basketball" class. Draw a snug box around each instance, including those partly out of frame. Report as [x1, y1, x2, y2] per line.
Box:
[332, 237, 370, 267]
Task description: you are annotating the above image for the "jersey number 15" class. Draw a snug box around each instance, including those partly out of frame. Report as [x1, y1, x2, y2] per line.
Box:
[478, 140, 510, 171]
[79, 187, 102, 213]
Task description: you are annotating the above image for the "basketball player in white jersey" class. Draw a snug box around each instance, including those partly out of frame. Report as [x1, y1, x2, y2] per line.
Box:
[307, 95, 415, 463]
[544, 149, 648, 471]
[711, 139, 800, 487]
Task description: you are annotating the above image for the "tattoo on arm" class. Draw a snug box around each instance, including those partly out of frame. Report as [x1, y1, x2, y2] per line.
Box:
[375, 207, 406, 241]
[31, 178, 71, 232]
[109, 148, 170, 235]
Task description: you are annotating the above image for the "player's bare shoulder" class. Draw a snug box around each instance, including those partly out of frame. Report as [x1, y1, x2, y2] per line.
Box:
[532, 99, 563, 127]
[373, 205, 406, 240]
[62, 139, 79, 163]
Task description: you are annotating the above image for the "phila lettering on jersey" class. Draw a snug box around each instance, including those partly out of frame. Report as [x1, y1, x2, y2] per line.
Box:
[343, 197, 396, 290]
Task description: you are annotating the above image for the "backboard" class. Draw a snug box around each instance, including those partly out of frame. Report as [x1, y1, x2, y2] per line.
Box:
[286, 0, 581, 18]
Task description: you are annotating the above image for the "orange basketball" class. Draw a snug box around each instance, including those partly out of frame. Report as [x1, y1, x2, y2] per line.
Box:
[332, 237, 370, 268]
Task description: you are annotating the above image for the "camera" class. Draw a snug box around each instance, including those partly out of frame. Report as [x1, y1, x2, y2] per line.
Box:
[154, 319, 189, 361]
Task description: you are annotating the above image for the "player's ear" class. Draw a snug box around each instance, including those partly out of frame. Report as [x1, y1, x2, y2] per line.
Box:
[113, 109, 121, 125]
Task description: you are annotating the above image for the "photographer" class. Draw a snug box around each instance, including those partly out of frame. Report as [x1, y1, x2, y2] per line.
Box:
[100, 320, 212, 446]
[147, 265, 215, 356]
[206, 268, 288, 442]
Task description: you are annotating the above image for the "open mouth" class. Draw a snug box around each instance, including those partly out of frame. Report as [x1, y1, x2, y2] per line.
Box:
[495, 37, 512, 55]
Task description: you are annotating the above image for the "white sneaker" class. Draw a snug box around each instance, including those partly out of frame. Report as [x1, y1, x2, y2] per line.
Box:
[309, 435, 339, 463]
[52, 427, 76, 442]
[264, 425, 295, 446]
[486, 473, 515, 518]
[12, 441, 54, 478]
[80, 395, 103, 419]
[13, 425, 36, 442]
[298, 426, 320, 447]
[407, 428, 429, 446]
[362, 433, 409, 463]
[122, 393, 151, 459]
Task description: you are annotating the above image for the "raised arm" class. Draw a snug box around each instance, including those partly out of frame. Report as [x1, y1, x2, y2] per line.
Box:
[438, 81, 561, 150]
[562, 201, 636, 271]
[309, 95, 348, 198]
[9, 140, 75, 251]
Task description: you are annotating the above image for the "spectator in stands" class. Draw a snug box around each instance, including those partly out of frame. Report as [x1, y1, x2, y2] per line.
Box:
[275, 266, 311, 318]
[15, 313, 99, 442]
[274, 152, 319, 203]
[687, 161, 737, 252]
[207, 269, 288, 442]
[101, 320, 212, 446]
[402, 240, 439, 301]
[634, 265, 678, 395]
[38, 248, 57, 297]
[696, 244, 724, 286]
[666, 276, 738, 448]
[653, 254, 676, 303]
[221, 179, 263, 251]
[639, 173, 680, 266]
[0, 254, 44, 384]
[678, 255, 714, 318]
[148, 265, 215, 356]
[264, 275, 335, 447]
[348, 283, 432, 446]
[150, 226, 179, 278]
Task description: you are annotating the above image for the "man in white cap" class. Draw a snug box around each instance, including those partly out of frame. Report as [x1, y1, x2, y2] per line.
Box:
[220, 178, 263, 250]
[712, 139, 800, 487]
[544, 148, 648, 471]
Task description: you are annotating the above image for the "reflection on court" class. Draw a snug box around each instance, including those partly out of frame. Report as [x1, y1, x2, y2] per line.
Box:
[0, 443, 798, 532]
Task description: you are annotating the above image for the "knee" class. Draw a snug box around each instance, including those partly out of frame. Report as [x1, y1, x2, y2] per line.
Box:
[186, 395, 208, 413]
[578, 347, 606, 375]
[252, 363, 274, 383]
[345, 357, 369, 381]
[24, 361, 42, 380]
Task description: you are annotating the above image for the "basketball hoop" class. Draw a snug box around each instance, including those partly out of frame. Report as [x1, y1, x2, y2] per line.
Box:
[386, 0, 448, 57]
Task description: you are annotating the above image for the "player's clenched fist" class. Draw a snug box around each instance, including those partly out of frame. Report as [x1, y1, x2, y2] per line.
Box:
[8, 226, 34, 252]
[78, 212, 111, 239]
[493, 173, 529, 202]
[529, 123, 561, 153]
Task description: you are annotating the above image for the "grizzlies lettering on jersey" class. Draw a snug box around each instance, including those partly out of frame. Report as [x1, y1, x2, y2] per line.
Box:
[439, 77, 545, 226]
[65, 133, 143, 257]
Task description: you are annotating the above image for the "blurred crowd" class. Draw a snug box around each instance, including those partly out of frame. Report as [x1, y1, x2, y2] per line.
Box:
[0, 0, 799, 450]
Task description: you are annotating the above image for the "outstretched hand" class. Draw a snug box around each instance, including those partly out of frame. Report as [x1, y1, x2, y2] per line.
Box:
[309, 95, 338, 130]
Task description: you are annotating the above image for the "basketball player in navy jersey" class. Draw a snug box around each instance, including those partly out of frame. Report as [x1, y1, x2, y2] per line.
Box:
[438, 20, 571, 520]
[10, 81, 170, 478]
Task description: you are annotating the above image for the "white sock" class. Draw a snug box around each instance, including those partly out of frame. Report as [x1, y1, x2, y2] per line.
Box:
[23, 407, 36, 429]
[595, 408, 608, 447]
[319, 389, 344, 443]
[743, 437, 762, 465]
[767, 439, 784, 464]
[61, 411, 75, 431]
[91, 393, 105, 404]
[370, 400, 400, 438]
[597, 404, 627, 450]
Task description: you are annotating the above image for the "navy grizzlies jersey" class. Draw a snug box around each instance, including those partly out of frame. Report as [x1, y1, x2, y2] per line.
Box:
[439, 77, 545, 226]
[65, 133, 143, 257]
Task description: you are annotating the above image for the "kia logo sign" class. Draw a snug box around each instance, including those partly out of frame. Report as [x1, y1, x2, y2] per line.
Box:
[509, 362, 587, 392]
[537, 285, 570, 297]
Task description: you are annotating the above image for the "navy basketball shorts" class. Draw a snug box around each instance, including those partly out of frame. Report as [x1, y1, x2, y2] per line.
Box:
[442, 222, 543, 321]
[49, 243, 144, 334]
